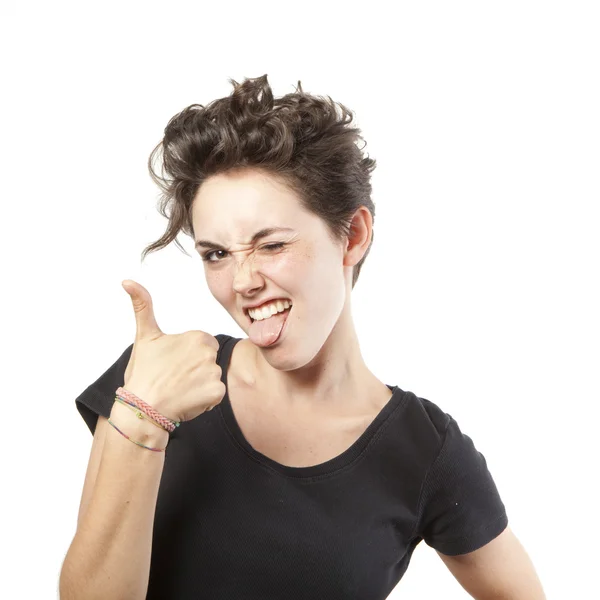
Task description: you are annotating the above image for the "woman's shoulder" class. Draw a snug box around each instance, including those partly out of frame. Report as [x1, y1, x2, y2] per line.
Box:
[388, 388, 458, 462]
[397, 388, 453, 438]
[214, 333, 242, 345]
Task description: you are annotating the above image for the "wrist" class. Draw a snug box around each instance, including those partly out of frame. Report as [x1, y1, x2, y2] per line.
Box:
[110, 400, 170, 445]
[121, 382, 180, 426]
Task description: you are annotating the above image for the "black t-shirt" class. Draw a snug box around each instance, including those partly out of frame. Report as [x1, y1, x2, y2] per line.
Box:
[75, 334, 508, 599]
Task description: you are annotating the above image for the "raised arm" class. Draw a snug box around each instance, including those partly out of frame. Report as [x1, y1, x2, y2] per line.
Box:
[59, 400, 169, 600]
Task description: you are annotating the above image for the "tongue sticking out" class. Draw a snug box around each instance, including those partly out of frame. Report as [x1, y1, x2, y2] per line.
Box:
[249, 307, 291, 348]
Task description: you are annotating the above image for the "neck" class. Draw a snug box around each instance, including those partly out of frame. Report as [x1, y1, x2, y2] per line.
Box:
[249, 301, 377, 415]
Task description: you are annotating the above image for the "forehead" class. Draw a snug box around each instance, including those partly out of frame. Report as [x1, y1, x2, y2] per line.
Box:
[191, 170, 308, 242]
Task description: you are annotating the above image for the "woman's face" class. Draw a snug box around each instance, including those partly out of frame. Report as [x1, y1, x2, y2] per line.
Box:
[190, 168, 350, 362]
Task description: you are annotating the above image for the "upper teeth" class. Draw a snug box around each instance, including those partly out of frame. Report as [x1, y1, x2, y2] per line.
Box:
[249, 299, 292, 321]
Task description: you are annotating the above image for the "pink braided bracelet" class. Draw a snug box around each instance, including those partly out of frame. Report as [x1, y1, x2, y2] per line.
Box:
[114, 396, 169, 431]
[115, 386, 181, 433]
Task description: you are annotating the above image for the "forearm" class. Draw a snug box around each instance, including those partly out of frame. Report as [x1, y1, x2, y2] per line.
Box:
[60, 401, 169, 600]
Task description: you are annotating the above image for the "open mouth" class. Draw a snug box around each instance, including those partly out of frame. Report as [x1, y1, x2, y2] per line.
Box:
[247, 305, 292, 325]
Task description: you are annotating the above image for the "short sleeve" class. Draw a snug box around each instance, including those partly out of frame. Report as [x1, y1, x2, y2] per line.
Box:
[75, 343, 134, 435]
[415, 416, 509, 556]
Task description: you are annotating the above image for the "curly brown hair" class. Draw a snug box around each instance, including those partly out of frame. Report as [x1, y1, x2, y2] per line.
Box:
[142, 74, 377, 289]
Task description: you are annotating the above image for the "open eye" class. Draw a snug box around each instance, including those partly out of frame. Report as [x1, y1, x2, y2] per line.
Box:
[203, 242, 285, 263]
[202, 249, 227, 262]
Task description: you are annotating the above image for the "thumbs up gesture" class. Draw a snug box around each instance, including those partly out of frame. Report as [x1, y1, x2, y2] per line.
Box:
[121, 280, 226, 423]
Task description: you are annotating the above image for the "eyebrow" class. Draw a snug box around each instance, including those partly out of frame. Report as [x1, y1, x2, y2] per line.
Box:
[195, 227, 295, 250]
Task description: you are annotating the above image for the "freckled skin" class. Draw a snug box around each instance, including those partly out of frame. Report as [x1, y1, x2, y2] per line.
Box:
[191, 168, 381, 413]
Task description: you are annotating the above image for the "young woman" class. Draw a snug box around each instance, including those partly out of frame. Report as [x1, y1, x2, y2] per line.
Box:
[60, 74, 545, 599]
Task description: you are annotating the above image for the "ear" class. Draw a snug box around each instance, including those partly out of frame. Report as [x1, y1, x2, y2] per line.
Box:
[343, 206, 373, 267]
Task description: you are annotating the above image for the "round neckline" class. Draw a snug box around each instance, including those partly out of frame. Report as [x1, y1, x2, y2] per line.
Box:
[216, 335, 404, 478]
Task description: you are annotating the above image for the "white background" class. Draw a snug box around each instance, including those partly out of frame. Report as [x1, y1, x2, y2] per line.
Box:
[1, 1, 598, 598]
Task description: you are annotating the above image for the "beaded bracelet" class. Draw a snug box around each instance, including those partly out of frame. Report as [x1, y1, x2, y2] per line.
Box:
[114, 396, 168, 431]
[115, 386, 181, 433]
[107, 419, 167, 452]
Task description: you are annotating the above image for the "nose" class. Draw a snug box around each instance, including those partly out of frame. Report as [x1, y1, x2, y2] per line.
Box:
[231, 250, 263, 296]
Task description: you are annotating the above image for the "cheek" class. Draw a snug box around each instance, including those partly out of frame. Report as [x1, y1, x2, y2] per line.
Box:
[248, 250, 304, 280]
[280, 245, 313, 272]
[205, 272, 231, 302]
[270, 253, 297, 275]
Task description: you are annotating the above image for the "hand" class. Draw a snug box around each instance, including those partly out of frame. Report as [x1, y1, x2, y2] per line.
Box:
[121, 279, 226, 423]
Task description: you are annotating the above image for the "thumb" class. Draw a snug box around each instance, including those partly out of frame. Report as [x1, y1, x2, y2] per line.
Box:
[122, 279, 163, 340]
